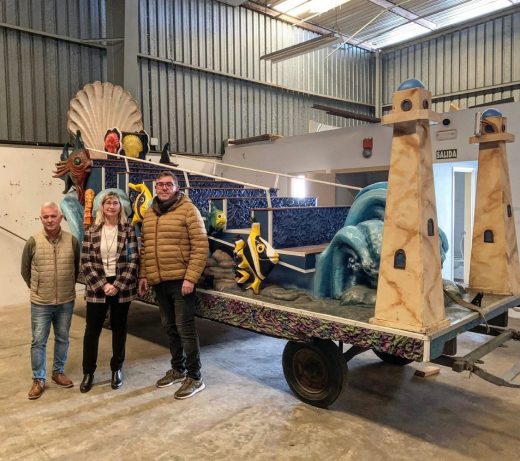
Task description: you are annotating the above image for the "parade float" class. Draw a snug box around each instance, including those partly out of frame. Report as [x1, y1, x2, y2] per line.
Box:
[55, 80, 520, 408]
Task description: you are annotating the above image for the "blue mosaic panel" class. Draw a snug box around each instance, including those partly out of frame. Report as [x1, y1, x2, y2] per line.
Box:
[269, 207, 350, 248]
[189, 188, 278, 215]
[92, 160, 245, 191]
[223, 197, 317, 229]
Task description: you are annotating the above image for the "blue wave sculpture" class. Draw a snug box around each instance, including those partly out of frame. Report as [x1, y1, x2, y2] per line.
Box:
[314, 182, 448, 300]
[60, 193, 85, 243]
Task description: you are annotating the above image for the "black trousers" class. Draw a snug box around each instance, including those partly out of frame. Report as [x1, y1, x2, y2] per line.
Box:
[154, 280, 201, 380]
[82, 293, 130, 374]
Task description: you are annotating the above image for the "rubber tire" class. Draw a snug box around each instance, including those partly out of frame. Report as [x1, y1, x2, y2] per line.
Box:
[282, 339, 348, 408]
[373, 350, 413, 366]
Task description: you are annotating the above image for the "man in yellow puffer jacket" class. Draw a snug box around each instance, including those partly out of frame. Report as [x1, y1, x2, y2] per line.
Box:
[21, 202, 80, 400]
[138, 171, 208, 399]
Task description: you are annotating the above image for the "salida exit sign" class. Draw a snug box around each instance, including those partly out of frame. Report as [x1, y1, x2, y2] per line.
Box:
[436, 149, 457, 159]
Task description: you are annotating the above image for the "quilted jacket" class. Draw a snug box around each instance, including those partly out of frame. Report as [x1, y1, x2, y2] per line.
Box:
[139, 193, 208, 285]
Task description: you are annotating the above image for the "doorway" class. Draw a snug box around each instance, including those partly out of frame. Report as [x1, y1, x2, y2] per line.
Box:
[452, 167, 476, 284]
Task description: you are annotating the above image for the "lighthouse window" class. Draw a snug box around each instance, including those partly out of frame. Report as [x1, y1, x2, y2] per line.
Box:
[484, 230, 494, 243]
[394, 250, 406, 269]
[401, 99, 412, 111]
[507, 204, 512, 217]
[427, 219, 434, 236]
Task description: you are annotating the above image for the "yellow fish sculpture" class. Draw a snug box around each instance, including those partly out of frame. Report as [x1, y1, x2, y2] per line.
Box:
[128, 182, 152, 226]
[233, 222, 279, 294]
[205, 203, 227, 235]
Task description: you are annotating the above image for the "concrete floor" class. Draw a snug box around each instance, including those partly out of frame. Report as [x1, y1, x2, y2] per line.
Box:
[1, 299, 520, 461]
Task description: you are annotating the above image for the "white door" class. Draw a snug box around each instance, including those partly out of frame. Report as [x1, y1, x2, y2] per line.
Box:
[452, 167, 476, 285]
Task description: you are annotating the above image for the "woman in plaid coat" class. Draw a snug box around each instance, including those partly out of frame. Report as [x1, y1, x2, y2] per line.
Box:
[80, 191, 139, 393]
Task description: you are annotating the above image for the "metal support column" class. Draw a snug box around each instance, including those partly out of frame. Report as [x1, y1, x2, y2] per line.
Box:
[106, 0, 139, 97]
[375, 50, 381, 119]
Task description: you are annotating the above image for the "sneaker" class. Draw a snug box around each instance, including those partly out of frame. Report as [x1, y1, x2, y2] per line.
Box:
[51, 373, 74, 388]
[28, 379, 45, 400]
[174, 378, 205, 400]
[156, 369, 186, 388]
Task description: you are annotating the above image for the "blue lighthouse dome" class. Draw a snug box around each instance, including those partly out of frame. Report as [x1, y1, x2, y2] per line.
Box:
[397, 79, 425, 91]
[482, 108, 502, 118]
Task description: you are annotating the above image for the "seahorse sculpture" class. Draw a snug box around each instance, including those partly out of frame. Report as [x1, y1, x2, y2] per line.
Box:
[53, 131, 92, 205]
[83, 189, 95, 230]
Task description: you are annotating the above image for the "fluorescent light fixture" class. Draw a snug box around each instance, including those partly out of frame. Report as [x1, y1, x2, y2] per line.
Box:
[261, 33, 342, 63]
[274, 0, 351, 17]
[273, 0, 308, 13]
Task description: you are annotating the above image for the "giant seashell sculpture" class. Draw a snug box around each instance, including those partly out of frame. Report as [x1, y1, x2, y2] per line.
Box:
[67, 81, 144, 159]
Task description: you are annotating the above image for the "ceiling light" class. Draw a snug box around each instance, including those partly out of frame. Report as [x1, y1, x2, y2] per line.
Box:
[260, 33, 342, 63]
[273, 0, 308, 14]
[274, 0, 351, 17]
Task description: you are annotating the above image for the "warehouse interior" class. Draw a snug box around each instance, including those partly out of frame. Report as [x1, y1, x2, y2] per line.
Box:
[2, 0, 520, 459]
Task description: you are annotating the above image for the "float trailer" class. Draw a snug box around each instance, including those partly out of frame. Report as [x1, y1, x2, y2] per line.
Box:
[177, 289, 520, 408]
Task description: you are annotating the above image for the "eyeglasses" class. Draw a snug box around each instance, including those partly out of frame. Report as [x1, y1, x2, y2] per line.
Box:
[104, 201, 121, 207]
[156, 182, 175, 189]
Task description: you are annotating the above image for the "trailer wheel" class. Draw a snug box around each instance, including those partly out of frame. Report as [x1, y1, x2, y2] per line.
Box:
[373, 350, 413, 366]
[282, 339, 348, 408]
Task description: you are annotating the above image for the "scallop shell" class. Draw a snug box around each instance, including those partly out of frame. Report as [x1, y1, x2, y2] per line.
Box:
[67, 81, 144, 159]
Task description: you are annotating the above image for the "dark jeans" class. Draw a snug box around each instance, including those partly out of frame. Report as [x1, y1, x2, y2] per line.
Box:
[82, 294, 130, 374]
[154, 280, 201, 380]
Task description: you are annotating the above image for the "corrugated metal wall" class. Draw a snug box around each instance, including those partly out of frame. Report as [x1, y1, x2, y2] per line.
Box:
[138, 0, 375, 154]
[381, 10, 520, 112]
[0, 0, 106, 143]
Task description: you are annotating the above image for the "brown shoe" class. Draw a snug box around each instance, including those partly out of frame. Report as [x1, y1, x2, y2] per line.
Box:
[51, 373, 74, 388]
[28, 379, 45, 400]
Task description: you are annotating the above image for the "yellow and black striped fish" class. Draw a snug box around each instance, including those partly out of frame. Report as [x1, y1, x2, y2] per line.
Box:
[233, 222, 279, 294]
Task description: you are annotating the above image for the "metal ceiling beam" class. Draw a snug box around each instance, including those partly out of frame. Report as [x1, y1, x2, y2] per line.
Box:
[244, 1, 373, 50]
[381, 80, 520, 109]
[244, 1, 332, 35]
[260, 33, 342, 62]
[377, 2, 520, 50]
[367, 0, 437, 30]
[217, 0, 249, 5]
[0, 22, 107, 49]
[312, 104, 380, 123]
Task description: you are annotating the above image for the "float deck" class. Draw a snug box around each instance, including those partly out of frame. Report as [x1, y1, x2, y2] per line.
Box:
[195, 289, 520, 362]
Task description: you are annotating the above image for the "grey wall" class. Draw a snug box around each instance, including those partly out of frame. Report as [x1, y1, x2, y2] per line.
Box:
[0, 0, 106, 143]
[381, 8, 520, 112]
[5, 1, 518, 153]
[138, 0, 375, 154]
[335, 170, 389, 205]
[0, 0, 375, 152]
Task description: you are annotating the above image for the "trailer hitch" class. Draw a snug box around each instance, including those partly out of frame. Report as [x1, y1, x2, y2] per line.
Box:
[433, 327, 520, 388]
